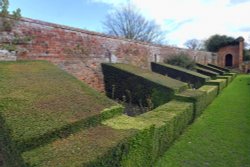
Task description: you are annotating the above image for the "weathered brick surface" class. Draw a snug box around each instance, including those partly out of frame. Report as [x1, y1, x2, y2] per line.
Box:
[217, 38, 244, 68]
[0, 50, 16, 61]
[0, 17, 216, 91]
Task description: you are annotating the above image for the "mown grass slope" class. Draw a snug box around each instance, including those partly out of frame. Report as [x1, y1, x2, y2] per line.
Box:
[156, 75, 250, 167]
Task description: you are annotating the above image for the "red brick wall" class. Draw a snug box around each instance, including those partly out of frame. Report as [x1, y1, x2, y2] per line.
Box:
[0, 17, 216, 92]
[217, 41, 243, 68]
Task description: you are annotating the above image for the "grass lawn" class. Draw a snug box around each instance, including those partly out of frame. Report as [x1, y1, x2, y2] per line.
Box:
[156, 74, 250, 167]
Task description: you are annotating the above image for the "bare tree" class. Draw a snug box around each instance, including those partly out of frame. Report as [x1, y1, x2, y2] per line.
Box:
[184, 39, 203, 50]
[103, 3, 165, 44]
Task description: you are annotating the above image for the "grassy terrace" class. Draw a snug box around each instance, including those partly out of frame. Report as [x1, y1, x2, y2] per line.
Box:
[0, 61, 122, 165]
[104, 63, 188, 91]
[156, 75, 250, 167]
[102, 63, 188, 109]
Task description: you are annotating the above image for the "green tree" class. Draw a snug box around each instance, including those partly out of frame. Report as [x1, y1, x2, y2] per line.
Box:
[0, 0, 21, 31]
[204, 34, 238, 52]
[0, 0, 21, 17]
[0, 0, 9, 16]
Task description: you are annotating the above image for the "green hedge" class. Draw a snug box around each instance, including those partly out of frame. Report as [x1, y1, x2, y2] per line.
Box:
[196, 63, 225, 75]
[198, 85, 218, 107]
[19, 100, 193, 167]
[102, 63, 188, 108]
[195, 67, 219, 79]
[21, 125, 137, 167]
[207, 63, 230, 72]
[175, 89, 207, 119]
[106, 100, 193, 167]
[151, 62, 210, 89]
[0, 61, 123, 166]
[206, 79, 227, 94]
[224, 72, 237, 79]
[216, 75, 233, 85]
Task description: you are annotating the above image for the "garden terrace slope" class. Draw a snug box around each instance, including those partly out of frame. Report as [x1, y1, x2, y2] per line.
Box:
[196, 63, 225, 75]
[102, 63, 188, 108]
[208, 63, 230, 72]
[0, 61, 122, 166]
[195, 67, 219, 79]
[151, 62, 210, 89]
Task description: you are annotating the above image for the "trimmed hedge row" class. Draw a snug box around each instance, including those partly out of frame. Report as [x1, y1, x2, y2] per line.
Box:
[206, 79, 227, 94]
[217, 75, 232, 85]
[208, 63, 230, 72]
[0, 61, 123, 166]
[175, 85, 218, 119]
[224, 72, 237, 79]
[102, 63, 188, 108]
[196, 63, 225, 75]
[198, 85, 219, 107]
[151, 62, 210, 89]
[195, 67, 219, 79]
[21, 100, 193, 167]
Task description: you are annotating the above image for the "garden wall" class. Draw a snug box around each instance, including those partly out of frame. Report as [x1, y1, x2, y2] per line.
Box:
[0, 17, 216, 91]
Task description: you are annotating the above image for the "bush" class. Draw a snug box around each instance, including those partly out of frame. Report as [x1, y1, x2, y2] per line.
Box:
[163, 53, 195, 70]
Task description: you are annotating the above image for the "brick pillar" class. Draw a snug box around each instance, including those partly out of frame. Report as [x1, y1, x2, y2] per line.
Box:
[238, 37, 244, 68]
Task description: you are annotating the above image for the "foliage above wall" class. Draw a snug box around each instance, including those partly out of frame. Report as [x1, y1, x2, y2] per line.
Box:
[163, 53, 196, 70]
[0, 0, 21, 31]
[243, 49, 250, 61]
[204, 34, 240, 52]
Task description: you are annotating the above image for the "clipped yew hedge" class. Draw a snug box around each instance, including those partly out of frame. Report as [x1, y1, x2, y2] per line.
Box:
[208, 63, 230, 72]
[199, 85, 219, 107]
[102, 63, 188, 108]
[206, 79, 227, 94]
[20, 100, 193, 167]
[196, 63, 225, 75]
[195, 67, 219, 79]
[175, 85, 218, 119]
[0, 61, 123, 166]
[103, 100, 193, 167]
[224, 72, 237, 79]
[217, 75, 233, 85]
[151, 62, 210, 89]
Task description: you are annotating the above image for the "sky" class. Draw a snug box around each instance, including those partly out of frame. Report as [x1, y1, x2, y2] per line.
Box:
[9, 0, 250, 47]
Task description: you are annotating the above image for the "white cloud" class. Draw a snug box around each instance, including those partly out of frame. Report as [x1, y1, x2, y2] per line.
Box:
[91, 0, 250, 47]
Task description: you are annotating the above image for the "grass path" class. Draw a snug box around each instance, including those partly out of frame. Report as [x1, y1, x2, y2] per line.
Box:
[156, 75, 250, 167]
